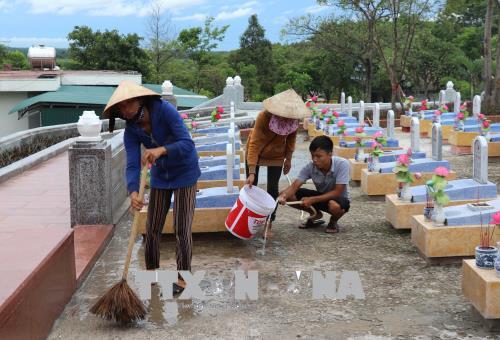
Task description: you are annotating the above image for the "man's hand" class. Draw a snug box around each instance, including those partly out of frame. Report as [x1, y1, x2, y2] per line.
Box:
[301, 197, 315, 208]
[142, 147, 167, 166]
[283, 159, 292, 175]
[129, 191, 144, 211]
[246, 173, 255, 188]
[278, 193, 287, 205]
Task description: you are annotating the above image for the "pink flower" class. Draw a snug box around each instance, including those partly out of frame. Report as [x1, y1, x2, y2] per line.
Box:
[321, 108, 328, 114]
[443, 105, 449, 111]
[337, 120, 345, 127]
[460, 104, 466, 110]
[217, 106, 224, 114]
[435, 110, 442, 116]
[306, 101, 311, 108]
[457, 112, 464, 120]
[181, 113, 188, 120]
[342, 131, 349, 136]
[355, 126, 364, 134]
[478, 113, 485, 120]
[406, 148, 412, 157]
[191, 121, 199, 128]
[215, 113, 222, 120]
[409, 96, 414, 101]
[434, 166, 449, 177]
[147, 163, 152, 169]
[397, 154, 409, 166]
[491, 211, 500, 225]
[483, 120, 490, 128]
[414, 172, 422, 179]
[325, 117, 331, 124]
[332, 111, 339, 118]
[311, 95, 318, 102]
[373, 131, 383, 138]
[421, 99, 427, 105]
[371, 141, 378, 148]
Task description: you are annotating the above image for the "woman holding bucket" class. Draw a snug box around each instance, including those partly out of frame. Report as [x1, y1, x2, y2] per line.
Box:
[103, 80, 201, 295]
[245, 89, 310, 236]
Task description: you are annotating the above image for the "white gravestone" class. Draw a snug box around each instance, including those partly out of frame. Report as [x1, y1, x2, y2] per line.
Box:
[439, 90, 446, 106]
[473, 95, 481, 119]
[473, 136, 488, 184]
[226, 143, 234, 193]
[411, 117, 420, 152]
[454, 92, 461, 114]
[228, 128, 235, 157]
[359, 101, 365, 125]
[387, 110, 395, 139]
[431, 123, 442, 161]
[348, 96, 353, 117]
[445, 81, 457, 104]
[230, 101, 235, 120]
[373, 103, 380, 128]
[341, 92, 345, 114]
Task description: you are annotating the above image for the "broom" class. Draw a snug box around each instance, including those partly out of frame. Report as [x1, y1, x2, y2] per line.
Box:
[90, 164, 149, 323]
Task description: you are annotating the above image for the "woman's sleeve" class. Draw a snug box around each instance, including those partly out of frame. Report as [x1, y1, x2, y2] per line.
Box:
[285, 130, 297, 161]
[124, 128, 141, 194]
[246, 112, 271, 174]
[160, 102, 195, 158]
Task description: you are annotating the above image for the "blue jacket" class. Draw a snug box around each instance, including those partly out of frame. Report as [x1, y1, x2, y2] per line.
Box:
[124, 98, 201, 193]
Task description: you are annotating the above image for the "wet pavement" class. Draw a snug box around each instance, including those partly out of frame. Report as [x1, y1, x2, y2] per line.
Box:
[49, 129, 500, 339]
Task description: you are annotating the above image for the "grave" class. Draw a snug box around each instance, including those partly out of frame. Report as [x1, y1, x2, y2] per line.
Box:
[361, 119, 456, 195]
[386, 136, 498, 229]
[411, 197, 500, 260]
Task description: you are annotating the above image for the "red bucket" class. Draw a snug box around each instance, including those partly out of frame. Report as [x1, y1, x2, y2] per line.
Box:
[225, 185, 276, 239]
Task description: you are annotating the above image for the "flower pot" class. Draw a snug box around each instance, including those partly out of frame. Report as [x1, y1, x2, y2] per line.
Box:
[328, 125, 334, 136]
[77, 110, 102, 141]
[495, 242, 500, 277]
[432, 203, 446, 226]
[475, 246, 497, 269]
[400, 183, 412, 202]
[355, 148, 365, 162]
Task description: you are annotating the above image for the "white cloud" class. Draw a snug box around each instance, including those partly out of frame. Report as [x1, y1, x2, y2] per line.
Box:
[1, 36, 69, 47]
[0, 0, 13, 11]
[215, 7, 256, 21]
[172, 13, 207, 22]
[305, 5, 328, 14]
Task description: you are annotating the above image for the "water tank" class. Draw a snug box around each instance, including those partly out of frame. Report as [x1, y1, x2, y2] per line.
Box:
[28, 45, 56, 70]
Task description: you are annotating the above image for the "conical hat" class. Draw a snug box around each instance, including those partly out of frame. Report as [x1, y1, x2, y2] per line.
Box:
[263, 89, 310, 119]
[103, 80, 160, 118]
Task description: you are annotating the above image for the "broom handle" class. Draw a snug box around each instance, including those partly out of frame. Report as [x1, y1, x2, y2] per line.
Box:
[122, 164, 149, 280]
[285, 201, 317, 216]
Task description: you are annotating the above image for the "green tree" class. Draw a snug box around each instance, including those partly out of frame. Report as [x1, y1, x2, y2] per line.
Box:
[178, 17, 229, 91]
[4, 50, 28, 69]
[236, 15, 276, 95]
[67, 26, 150, 76]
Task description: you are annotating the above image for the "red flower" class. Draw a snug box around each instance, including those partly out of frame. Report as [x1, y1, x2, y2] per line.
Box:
[332, 111, 339, 118]
[311, 96, 318, 102]
[306, 101, 311, 108]
[483, 120, 490, 128]
[217, 106, 224, 114]
[215, 113, 222, 120]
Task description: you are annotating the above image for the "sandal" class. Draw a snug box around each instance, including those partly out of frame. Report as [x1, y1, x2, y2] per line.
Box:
[325, 222, 339, 233]
[299, 219, 325, 229]
[173, 279, 186, 296]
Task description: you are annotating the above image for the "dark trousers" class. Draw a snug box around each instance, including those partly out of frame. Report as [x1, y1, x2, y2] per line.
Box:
[245, 164, 282, 221]
[145, 184, 197, 270]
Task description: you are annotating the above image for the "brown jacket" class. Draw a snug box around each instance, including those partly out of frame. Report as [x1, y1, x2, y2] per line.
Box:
[246, 111, 297, 174]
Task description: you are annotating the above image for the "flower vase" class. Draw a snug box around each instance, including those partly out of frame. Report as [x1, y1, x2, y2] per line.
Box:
[356, 148, 365, 162]
[372, 156, 380, 172]
[495, 242, 500, 277]
[210, 122, 217, 128]
[432, 203, 445, 225]
[328, 125, 334, 136]
[319, 120, 324, 130]
[475, 246, 498, 269]
[400, 183, 412, 202]
[457, 120, 464, 131]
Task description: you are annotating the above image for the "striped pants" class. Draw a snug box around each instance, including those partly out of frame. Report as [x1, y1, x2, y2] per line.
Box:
[145, 184, 197, 271]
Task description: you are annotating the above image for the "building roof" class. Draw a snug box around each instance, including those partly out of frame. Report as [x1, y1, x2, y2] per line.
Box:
[9, 84, 208, 115]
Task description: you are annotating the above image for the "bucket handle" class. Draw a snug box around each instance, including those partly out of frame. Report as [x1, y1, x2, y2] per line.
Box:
[284, 175, 317, 217]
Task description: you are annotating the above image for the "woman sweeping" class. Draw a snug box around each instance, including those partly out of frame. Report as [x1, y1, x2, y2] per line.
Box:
[245, 89, 310, 237]
[104, 80, 200, 295]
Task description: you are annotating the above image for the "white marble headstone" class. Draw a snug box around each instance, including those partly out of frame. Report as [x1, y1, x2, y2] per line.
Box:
[454, 92, 461, 114]
[473, 95, 481, 118]
[359, 101, 365, 124]
[226, 143, 234, 193]
[341, 92, 345, 114]
[348, 96, 353, 117]
[473, 136, 488, 184]
[387, 110, 395, 139]
[411, 117, 420, 152]
[445, 81, 457, 103]
[431, 123, 442, 161]
[439, 90, 446, 106]
[373, 103, 380, 128]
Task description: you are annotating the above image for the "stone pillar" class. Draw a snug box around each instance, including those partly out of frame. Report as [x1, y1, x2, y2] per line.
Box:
[347, 96, 353, 117]
[431, 123, 442, 161]
[162, 80, 177, 109]
[233, 75, 245, 108]
[226, 143, 234, 194]
[373, 103, 380, 128]
[454, 92, 461, 114]
[223, 77, 236, 107]
[439, 90, 446, 106]
[473, 95, 481, 118]
[341, 92, 345, 114]
[359, 101, 365, 124]
[410, 117, 420, 152]
[387, 110, 395, 139]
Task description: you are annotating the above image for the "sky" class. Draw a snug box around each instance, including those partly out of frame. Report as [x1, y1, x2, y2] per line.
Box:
[0, 0, 331, 51]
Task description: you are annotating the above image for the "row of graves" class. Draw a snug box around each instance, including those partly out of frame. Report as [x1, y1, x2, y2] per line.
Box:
[137, 103, 244, 235]
[307, 89, 500, 329]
